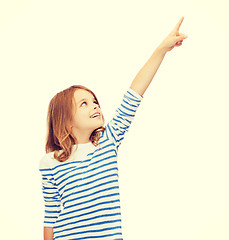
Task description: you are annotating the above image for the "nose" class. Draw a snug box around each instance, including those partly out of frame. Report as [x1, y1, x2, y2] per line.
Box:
[93, 105, 101, 113]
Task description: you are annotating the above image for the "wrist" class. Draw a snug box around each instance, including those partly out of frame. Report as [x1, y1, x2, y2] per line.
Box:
[156, 44, 168, 55]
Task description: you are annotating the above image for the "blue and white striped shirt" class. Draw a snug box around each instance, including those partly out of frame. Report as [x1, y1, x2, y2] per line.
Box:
[39, 87, 143, 240]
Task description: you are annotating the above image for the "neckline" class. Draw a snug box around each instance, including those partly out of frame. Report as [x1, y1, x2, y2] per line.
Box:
[73, 142, 94, 150]
[77, 142, 92, 146]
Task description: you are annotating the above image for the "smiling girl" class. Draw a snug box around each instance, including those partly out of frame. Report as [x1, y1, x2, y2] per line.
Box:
[39, 17, 188, 240]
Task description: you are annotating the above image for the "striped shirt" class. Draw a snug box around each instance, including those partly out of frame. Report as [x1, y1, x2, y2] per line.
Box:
[39, 87, 143, 240]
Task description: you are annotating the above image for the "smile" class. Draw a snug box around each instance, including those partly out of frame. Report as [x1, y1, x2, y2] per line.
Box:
[90, 112, 101, 118]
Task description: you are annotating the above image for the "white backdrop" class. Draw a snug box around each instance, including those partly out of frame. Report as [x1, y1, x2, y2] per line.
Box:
[0, 0, 228, 239]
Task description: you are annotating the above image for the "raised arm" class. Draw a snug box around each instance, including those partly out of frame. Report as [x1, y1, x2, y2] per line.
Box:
[130, 16, 188, 97]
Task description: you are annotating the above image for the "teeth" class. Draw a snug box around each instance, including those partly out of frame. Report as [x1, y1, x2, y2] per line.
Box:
[92, 113, 99, 118]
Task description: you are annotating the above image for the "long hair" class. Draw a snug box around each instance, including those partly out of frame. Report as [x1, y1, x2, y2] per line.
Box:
[45, 85, 105, 162]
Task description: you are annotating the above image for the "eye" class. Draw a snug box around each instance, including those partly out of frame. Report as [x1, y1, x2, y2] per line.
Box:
[81, 101, 98, 106]
[81, 101, 87, 106]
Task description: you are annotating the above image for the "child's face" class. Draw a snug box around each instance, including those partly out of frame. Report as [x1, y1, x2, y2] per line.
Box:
[71, 89, 105, 136]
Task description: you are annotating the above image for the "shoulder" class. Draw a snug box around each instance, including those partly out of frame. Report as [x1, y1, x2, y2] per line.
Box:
[39, 152, 56, 170]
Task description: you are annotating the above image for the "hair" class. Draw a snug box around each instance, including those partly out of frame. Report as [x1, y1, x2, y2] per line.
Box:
[45, 85, 105, 162]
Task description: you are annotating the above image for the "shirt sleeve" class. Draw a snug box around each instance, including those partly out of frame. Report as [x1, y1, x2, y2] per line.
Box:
[106, 87, 143, 151]
[39, 155, 62, 228]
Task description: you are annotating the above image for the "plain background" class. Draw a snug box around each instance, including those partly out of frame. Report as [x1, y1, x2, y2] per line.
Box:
[0, 0, 229, 239]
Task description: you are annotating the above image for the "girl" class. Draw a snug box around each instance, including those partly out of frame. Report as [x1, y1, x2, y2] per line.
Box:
[39, 17, 188, 240]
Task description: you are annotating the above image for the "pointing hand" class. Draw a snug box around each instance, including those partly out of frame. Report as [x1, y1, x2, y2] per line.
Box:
[159, 16, 188, 53]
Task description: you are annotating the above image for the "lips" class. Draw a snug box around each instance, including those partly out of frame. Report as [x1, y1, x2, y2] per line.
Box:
[90, 112, 101, 118]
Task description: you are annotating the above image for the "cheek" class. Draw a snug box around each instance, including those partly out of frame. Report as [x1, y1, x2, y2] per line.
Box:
[72, 112, 82, 125]
[73, 110, 89, 123]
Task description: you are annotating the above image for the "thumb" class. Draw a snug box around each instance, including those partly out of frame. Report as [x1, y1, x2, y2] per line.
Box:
[176, 33, 188, 41]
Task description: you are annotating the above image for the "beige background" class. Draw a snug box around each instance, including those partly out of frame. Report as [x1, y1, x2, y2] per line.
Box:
[0, 0, 228, 239]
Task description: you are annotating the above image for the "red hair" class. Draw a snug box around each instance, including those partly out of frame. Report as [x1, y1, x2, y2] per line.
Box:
[45, 85, 105, 162]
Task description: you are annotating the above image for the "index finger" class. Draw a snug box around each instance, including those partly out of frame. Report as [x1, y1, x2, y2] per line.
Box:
[173, 16, 184, 32]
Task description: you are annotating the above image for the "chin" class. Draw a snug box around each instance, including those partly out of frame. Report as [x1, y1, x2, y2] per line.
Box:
[98, 122, 105, 128]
